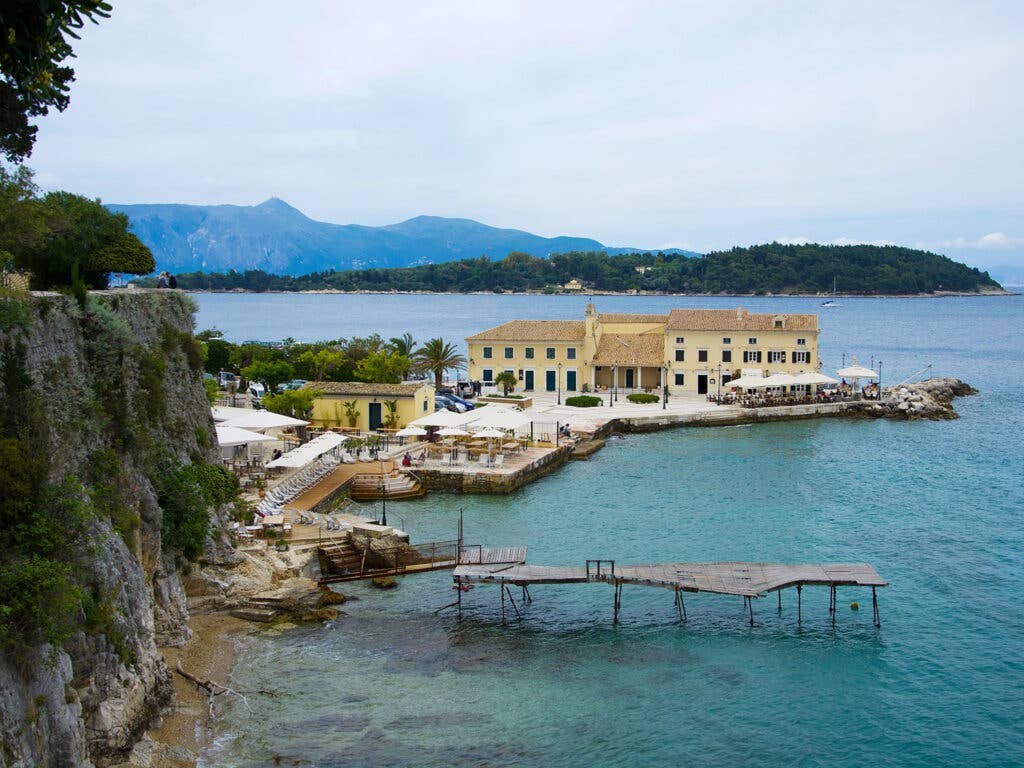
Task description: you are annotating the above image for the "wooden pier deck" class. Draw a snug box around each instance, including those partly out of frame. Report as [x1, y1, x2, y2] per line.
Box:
[452, 558, 888, 627]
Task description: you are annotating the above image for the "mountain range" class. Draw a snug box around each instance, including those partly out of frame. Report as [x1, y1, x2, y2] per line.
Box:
[107, 198, 697, 275]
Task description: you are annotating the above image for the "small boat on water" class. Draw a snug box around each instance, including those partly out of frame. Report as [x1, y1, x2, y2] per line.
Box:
[821, 277, 841, 306]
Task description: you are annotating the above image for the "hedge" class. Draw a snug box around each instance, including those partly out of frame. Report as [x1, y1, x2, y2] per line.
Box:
[565, 395, 602, 408]
[626, 393, 660, 404]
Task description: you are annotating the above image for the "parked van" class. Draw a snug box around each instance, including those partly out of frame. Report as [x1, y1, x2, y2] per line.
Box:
[218, 370, 238, 388]
[248, 382, 265, 405]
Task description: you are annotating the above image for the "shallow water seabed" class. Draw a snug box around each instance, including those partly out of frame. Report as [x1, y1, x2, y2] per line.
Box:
[199, 294, 1024, 768]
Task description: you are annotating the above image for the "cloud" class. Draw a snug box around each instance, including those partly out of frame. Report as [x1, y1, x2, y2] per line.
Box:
[932, 233, 1023, 249]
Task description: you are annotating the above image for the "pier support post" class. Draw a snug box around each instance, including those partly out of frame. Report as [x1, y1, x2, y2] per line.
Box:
[501, 583, 506, 625]
[778, 590, 782, 612]
[830, 586, 836, 627]
[797, 584, 802, 625]
[747, 596, 754, 627]
[872, 586, 880, 628]
[613, 582, 622, 625]
[505, 586, 522, 619]
[674, 589, 687, 622]
[457, 577, 463, 622]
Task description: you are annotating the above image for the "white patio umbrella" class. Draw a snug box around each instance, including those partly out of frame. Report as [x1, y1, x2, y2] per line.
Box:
[762, 373, 801, 389]
[395, 425, 428, 438]
[794, 371, 840, 385]
[410, 408, 476, 428]
[216, 425, 275, 462]
[727, 375, 769, 389]
[436, 427, 470, 437]
[216, 424, 276, 447]
[470, 406, 532, 431]
[222, 409, 308, 431]
[837, 357, 879, 395]
[473, 427, 506, 465]
[211, 405, 255, 422]
[265, 432, 347, 468]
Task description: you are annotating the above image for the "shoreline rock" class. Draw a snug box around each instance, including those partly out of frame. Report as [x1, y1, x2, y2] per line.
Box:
[851, 377, 977, 420]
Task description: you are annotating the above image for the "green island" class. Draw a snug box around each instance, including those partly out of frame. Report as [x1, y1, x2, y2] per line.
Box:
[136, 243, 1004, 295]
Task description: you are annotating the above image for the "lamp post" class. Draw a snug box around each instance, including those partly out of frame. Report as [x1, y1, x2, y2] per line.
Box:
[717, 364, 722, 402]
[608, 367, 614, 407]
[377, 458, 387, 526]
[613, 365, 618, 402]
[662, 362, 668, 410]
[877, 360, 882, 400]
[557, 362, 562, 405]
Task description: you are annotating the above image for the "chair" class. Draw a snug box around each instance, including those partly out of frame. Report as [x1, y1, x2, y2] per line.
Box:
[494, 454, 505, 467]
[457, 451, 468, 465]
[478, 454, 490, 466]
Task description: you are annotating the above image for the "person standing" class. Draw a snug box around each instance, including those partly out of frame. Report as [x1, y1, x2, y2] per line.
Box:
[157, 272, 168, 289]
[168, 273, 178, 289]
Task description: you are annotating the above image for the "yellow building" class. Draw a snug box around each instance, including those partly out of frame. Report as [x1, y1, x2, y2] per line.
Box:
[465, 304, 820, 396]
[304, 381, 434, 430]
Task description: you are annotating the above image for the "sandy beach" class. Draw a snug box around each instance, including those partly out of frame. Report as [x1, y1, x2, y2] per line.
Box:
[123, 614, 255, 768]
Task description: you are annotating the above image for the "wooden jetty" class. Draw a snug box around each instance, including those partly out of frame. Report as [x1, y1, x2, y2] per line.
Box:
[452, 557, 888, 628]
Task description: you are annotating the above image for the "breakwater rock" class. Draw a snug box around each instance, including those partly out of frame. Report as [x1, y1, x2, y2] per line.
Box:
[854, 377, 977, 420]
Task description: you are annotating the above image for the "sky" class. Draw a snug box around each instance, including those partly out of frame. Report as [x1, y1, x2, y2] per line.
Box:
[27, 1, 1024, 282]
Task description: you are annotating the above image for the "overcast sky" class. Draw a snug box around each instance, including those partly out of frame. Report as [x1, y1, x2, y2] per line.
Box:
[28, 1, 1024, 280]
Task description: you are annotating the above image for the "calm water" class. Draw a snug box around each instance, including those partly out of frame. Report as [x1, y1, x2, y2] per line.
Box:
[196, 293, 1024, 768]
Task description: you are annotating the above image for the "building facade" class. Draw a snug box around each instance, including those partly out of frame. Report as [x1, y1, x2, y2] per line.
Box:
[304, 381, 434, 430]
[465, 304, 820, 396]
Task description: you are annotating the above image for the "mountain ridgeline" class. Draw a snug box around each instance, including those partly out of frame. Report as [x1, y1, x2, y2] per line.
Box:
[145, 244, 1004, 295]
[108, 198, 696, 275]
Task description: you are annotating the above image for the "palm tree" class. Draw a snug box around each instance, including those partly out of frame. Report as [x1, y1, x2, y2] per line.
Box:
[415, 337, 466, 389]
[388, 333, 417, 379]
[389, 333, 417, 358]
[494, 371, 517, 396]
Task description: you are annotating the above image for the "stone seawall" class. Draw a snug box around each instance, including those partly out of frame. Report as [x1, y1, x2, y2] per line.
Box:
[414, 445, 573, 494]
[586, 379, 975, 439]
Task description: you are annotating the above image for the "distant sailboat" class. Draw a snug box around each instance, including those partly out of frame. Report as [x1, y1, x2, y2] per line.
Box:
[821, 277, 841, 307]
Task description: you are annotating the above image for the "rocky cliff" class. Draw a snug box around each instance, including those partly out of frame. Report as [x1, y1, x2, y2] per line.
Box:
[0, 290, 217, 767]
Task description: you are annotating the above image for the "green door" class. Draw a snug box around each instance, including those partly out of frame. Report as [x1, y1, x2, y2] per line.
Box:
[625, 369, 635, 388]
[566, 370, 577, 391]
[546, 370, 556, 391]
[524, 370, 534, 390]
[368, 402, 383, 430]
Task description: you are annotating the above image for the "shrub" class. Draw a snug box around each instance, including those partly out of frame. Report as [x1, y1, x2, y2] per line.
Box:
[155, 461, 238, 560]
[565, 395, 602, 407]
[627, 393, 660, 404]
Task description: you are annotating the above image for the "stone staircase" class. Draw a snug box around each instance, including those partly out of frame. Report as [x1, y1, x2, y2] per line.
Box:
[229, 593, 289, 623]
[349, 469, 425, 501]
[318, 537, 365, 576]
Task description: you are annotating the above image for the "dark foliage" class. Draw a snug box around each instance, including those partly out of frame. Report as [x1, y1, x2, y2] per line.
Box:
[141, 244, 1001, 295]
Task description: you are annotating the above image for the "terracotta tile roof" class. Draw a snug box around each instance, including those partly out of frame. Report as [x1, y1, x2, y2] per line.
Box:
[465, 320, 586, 342]
[304, 381, 427, 397]
[665, 308, 818, 332]
[592, 333, 666, 367]
[597, 313, 668, 324]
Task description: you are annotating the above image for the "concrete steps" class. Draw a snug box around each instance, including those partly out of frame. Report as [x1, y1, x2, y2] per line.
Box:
[350, 470, 425, 501]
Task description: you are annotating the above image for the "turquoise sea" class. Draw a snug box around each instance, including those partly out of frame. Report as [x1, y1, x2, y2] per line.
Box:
[195, 293, 1024, 768]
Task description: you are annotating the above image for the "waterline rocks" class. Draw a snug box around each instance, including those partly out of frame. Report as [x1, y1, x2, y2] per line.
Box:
[856, 377, 977, 420]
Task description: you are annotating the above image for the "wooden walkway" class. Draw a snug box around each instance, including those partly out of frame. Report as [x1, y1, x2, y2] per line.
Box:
[452, 558, 888, 627]
[286, 460, 394, 512]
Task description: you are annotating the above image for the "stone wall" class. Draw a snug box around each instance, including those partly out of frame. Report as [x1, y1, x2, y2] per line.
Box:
[414, 446, 573, 494]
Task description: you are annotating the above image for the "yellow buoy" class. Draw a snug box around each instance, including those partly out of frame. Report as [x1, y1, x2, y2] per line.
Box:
[850, 602, 860, 610]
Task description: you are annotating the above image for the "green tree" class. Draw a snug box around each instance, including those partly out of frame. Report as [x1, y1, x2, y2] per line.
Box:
[415, 338, 466, 389]
[242, 359, 293, 392]
[494, 371, 517, 396]
[263, 388, 321, 420]
[203, 377, 219, 405]
[13, 191, 154, 289]
[311, 348, 345, 380]
[354, 350, 409, 384]
[203, 338, 232, 375]
[383, 399, 400, 428]
[0, 165, 45, 265]
[342, 399, 360, 428]
[388, 333, 417, 376]
[0, 2, 112, 161]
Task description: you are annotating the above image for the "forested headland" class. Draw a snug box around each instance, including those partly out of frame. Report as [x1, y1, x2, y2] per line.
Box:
[136, 243, 1004, 295]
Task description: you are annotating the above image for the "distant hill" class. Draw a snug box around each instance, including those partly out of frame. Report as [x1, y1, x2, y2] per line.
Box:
[138, 243, 1005, 295]
[107, 198, 697, 274]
